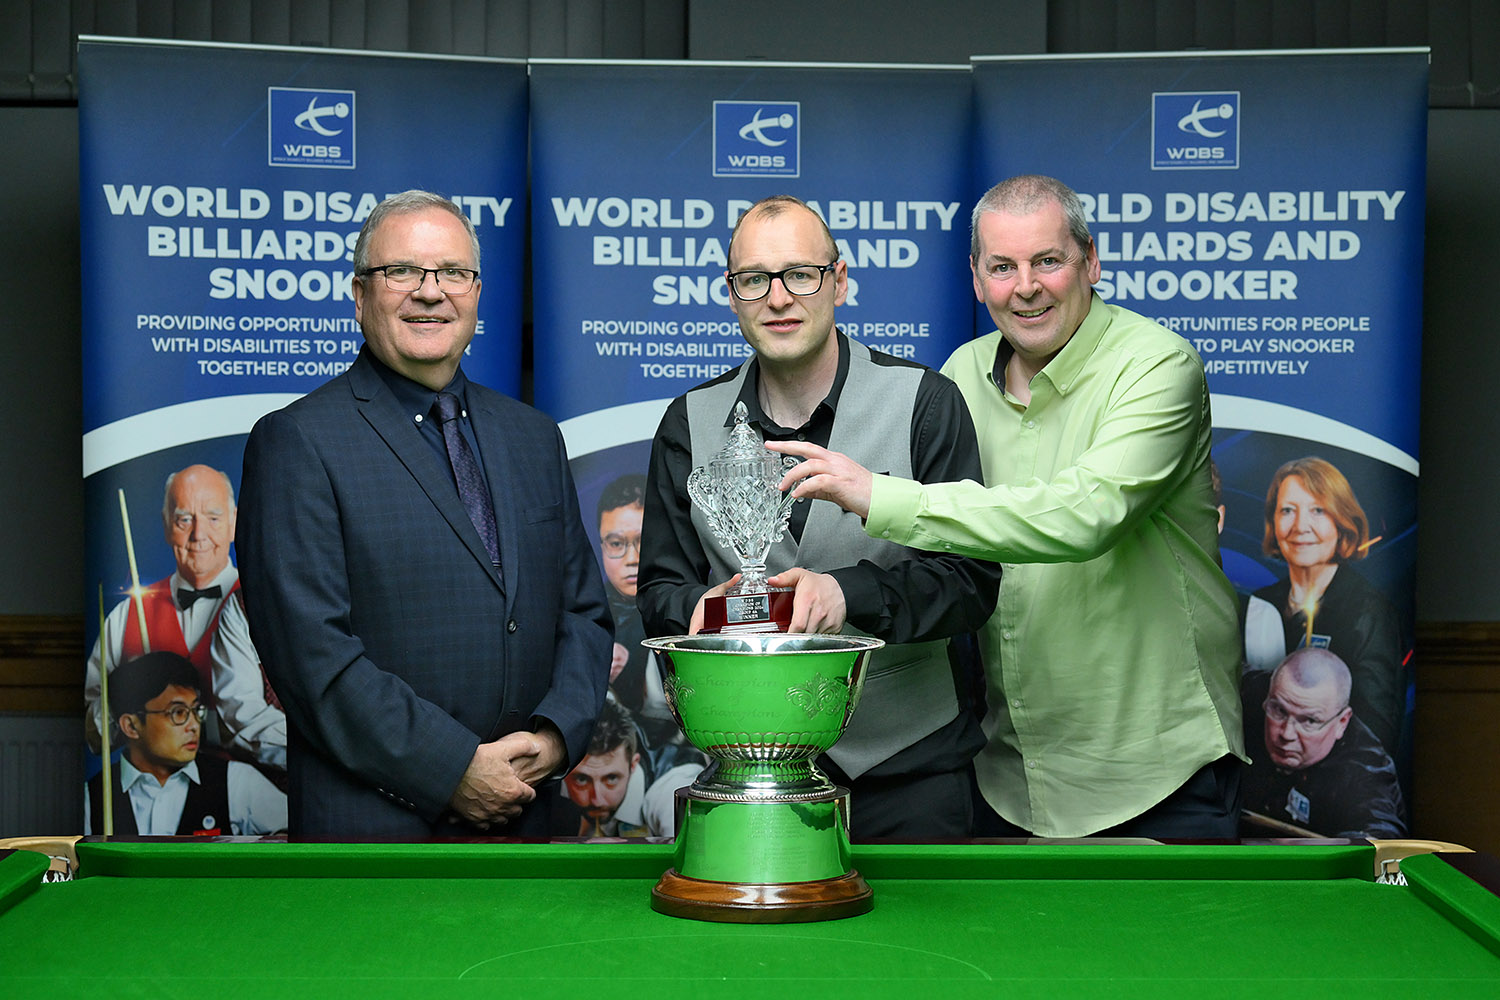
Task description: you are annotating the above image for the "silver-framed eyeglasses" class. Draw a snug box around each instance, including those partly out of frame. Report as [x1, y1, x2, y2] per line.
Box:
[360, 265, 479, 294]
[1263, 697, 1343, 735]
[727, 261, 838, 301]
[136, 702, 208, 727]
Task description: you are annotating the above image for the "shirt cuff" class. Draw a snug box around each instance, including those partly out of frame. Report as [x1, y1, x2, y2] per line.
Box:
[865, 473, 926, 545]
[826, 565, 882, 632]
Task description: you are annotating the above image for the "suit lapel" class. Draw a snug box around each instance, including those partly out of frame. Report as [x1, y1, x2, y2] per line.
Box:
[467, 389, 519, 599]
[347, 353, 505, 592]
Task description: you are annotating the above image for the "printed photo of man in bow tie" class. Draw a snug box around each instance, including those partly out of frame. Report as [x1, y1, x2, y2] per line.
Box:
[85, 463, 287, 772]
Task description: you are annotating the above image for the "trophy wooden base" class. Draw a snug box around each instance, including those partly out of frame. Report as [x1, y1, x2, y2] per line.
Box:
[699, 586, 795, 635]
[650, 868, 873, 923]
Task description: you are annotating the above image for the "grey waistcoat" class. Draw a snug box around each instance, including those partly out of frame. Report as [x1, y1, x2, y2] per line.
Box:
[684, 339, 959, 777]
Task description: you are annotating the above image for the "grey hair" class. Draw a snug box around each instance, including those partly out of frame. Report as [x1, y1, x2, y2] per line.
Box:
[352, 190, 481, 274]
[970, 174, 1093, 261]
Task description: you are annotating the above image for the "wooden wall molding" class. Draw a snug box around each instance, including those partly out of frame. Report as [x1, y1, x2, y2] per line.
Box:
[6, 615, 1500, 705]
[0, 615, 84, 713]
[11, 617, 1488, 704]
[3, 614, 1497, 850]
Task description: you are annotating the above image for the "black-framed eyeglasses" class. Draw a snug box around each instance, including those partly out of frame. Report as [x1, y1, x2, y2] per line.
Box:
[359, 265, 479, 294]
[726, 262, 838, 301]
[136, 703, 207, 727]
[601, 536, 642, 559]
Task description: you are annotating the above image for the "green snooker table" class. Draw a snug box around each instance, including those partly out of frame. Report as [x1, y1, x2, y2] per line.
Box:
[2, 840, 1498, 999]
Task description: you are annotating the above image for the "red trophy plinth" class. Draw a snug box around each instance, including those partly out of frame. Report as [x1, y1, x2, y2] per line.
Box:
[699, 585, 795, 635]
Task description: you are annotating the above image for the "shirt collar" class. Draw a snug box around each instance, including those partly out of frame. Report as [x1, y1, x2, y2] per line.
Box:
[990, 292, 1110, 396]
[367, 349, 470, 420]
[119, 755, 201, 792]
[169, 564, 238, 597]
[730, 328, 851, 434]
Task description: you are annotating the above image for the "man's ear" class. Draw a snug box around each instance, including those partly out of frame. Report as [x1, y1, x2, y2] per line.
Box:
[117, 714, 142, 741]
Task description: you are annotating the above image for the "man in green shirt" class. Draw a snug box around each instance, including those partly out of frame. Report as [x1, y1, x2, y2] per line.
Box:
[771, 175, 1245, 838]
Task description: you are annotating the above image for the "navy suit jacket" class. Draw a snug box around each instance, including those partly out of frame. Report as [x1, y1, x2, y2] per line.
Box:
[238, 349, 613, 839]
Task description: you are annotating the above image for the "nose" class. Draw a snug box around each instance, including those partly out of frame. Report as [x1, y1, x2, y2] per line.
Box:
[1013, 263, 1040, 296]
[766, 275, 796, 307]
[412, 270, 446, 301]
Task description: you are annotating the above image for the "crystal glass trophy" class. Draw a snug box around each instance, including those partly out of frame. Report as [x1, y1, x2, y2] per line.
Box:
[687, 402, 801, 634]
[642, 631, 883, 922]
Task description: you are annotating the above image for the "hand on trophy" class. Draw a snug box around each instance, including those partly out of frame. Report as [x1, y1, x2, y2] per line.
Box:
[688, 574, 742, 635]
[767, 567, 847, 634]
[765, 440, 874, 520]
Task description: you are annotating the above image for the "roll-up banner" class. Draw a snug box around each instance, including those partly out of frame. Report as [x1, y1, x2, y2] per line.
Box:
[973, 50, 1428, 837]
[77, 37, 526, 834]
[529, 61, 974, 835]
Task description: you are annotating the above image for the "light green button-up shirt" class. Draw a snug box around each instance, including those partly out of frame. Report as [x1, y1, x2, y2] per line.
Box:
[865, 294, 1243, 837]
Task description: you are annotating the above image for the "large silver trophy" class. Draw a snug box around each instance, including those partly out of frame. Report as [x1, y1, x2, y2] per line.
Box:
[643, 632, 883, 922]
[687, 401, 800, 634]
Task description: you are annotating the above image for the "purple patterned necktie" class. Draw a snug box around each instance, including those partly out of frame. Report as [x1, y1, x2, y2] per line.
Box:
[433, 392, 501, 572]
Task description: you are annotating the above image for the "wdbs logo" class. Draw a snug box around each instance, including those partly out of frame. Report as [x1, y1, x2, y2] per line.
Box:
[713, 101, 799, 178]
[269, 87, 356, 169]
[1152, 92, 1239, 170]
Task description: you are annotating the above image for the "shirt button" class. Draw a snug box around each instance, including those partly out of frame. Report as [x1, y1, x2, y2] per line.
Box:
[797, 432, 807, 441]
[1011, 699, 1023, 708]
[414, 414, 424, 424]
[1002, 630, 1013, 640]
[1027, 760, 1037, 769]
[1025, 419, 1036, 428]
[506, 620, 518, 633]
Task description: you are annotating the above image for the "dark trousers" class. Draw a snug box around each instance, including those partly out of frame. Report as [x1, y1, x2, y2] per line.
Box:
[973, 754, 1244, 840]
[823, 761, 975, 842]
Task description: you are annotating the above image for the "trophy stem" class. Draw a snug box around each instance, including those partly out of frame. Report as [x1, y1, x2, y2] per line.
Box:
[730, 560, 769, 594]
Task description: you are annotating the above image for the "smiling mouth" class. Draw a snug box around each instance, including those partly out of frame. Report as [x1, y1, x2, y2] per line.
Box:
[1014, 306, 1050, 319]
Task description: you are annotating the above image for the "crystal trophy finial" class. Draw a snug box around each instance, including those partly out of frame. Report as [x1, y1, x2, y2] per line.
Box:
[686, 401, 802, 632]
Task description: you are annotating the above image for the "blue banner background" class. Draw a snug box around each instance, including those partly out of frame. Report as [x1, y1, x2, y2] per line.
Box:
[530, 62, 977, 463]
[78, 37, 527, 693]
[79, 40, 525, 450]
[973, 50, 1428, 803]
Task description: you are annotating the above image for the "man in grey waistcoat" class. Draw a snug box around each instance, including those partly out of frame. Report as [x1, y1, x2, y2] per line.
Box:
[637, 195, 1001, 840]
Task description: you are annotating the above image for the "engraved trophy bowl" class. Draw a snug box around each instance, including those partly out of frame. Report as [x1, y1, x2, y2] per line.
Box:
[641, 632, 884, 922]
[686, 402, 802, 633]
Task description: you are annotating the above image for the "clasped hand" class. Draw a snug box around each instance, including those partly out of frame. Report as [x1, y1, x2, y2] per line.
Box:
[448, 723, 566, 829]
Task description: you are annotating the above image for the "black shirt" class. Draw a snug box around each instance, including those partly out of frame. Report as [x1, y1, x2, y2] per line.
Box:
[638, 330, 1001, 643]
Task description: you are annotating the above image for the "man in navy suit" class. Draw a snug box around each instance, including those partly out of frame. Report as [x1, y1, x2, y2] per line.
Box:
[238, 191, 613, 840]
